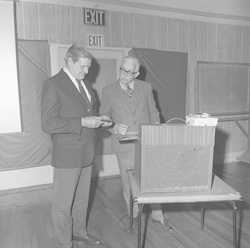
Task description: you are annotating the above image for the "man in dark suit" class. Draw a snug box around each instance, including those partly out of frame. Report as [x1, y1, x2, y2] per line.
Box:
[41, 44, 111, 248]
[99, 56, 174, 233]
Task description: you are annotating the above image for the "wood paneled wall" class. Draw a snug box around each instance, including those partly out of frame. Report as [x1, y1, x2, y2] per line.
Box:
[15, 1, 250, 156]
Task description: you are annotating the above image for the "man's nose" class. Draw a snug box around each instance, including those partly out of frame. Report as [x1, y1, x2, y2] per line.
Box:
[83, 67, 89, 74]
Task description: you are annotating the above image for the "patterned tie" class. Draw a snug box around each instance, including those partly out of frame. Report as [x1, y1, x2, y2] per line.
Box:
[76, 79, 90, 103]
[125, 84, 133, 97]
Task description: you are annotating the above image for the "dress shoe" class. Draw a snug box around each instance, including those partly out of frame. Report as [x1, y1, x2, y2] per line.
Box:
[152, 218, 174, 233]
[73, 234, 102, 246]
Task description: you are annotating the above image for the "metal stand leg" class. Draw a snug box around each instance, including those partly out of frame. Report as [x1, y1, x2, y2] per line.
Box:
[200, 202, 204, 230]
[229, 201, 238, 248]
[128, 189, 134, 232]
[137, 204, 142, 248]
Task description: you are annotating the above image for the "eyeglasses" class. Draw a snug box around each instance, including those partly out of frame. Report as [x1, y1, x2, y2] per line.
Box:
[120, 67, 137, 77]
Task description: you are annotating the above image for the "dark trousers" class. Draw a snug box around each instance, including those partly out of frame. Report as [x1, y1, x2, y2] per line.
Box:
[52, 165, 92, 248]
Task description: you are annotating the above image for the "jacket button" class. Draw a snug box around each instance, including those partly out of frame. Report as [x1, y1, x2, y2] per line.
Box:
[87, 109, 90, 112]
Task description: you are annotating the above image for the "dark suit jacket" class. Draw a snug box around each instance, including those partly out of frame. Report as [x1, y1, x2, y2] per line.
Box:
[100, 79, 160, 157]
[41, 69, 97, 168]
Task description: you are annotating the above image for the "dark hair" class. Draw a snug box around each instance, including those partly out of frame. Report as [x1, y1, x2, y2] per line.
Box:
[65, 44, 92, 63]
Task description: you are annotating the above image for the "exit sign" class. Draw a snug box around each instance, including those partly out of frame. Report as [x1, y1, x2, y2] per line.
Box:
[84, 8, 105, 26]
[87, 34, 104, 47]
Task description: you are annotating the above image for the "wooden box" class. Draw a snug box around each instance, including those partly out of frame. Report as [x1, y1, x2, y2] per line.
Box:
[134, 124, 216, 193]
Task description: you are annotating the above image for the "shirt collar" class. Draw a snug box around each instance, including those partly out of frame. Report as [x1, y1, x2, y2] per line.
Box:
[120, 80, 134, 90]
[63, 68, 77, 82]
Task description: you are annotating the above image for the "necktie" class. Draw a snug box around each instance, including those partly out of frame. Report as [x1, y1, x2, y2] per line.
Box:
[125, 84, 133, 97]
[76, 79, 90, 103]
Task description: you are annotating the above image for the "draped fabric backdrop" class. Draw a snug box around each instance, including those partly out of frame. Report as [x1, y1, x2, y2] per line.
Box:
[0, 40, 51, 170]
[0, 44, 188, 170]
[129, 48, 188, 123]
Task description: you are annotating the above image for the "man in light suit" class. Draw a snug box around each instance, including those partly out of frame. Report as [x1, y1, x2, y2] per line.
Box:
[41, 44, 111, 248]
[99, 56, 174, 233]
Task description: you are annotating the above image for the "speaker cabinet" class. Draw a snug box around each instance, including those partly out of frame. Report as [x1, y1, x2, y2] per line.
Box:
[134, 124, 216, 193]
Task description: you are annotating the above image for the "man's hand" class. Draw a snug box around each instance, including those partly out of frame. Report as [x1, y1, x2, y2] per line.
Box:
[81, 116, 105, 128]
[114, 124, 128, 135]
[99, 115, 114, 127]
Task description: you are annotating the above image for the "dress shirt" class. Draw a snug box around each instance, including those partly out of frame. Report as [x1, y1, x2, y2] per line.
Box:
[120, 81, 134, 91]
[63, 68, 91, 102]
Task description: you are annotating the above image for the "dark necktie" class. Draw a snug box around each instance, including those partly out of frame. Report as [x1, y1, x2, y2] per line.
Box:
[125, 84, 133, 97]
[76, 79, 90, 103]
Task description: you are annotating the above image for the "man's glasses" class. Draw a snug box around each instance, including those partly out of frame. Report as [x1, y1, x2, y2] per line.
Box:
[120, 67, 137, 77]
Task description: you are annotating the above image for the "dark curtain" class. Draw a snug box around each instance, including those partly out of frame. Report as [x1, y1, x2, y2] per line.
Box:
[0, 40, 51, 170]
[129, 48, 188, 123]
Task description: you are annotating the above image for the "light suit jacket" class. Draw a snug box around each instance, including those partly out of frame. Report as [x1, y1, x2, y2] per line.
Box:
[41, 69, 97, 168]
[100, 79, 160, 157]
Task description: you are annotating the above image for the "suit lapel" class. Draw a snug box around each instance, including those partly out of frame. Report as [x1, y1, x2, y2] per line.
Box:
[59, 70, 80, 98]
[60, 70, 92, 110]
[81, 80, 92, 109]
[74, 81, 91, 109]
[113, 80, 144, 114]
[131, 80, 144, 113]
[114, 82, 131, 113]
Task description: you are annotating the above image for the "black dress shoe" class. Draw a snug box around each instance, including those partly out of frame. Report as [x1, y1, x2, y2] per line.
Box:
[73, 234, 102, 246]
[152, 218, 174, 234]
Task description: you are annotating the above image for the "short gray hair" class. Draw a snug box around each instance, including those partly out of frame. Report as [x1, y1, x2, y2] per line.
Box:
[121, 56, 140, 72]
[65, 44, 92, 64]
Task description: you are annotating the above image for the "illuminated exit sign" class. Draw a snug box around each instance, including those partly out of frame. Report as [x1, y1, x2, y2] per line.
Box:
[84, 8, 106, 26]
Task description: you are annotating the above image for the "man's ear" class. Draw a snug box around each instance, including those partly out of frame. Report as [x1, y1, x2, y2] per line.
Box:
[68, 57, 74, 66]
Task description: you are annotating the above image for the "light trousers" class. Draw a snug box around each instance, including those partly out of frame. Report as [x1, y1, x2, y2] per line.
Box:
[117, 156, 164, 221]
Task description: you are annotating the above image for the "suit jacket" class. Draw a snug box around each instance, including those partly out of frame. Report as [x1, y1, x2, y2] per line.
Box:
[100, 79, 160, 157]
[41, 69, 97, 168]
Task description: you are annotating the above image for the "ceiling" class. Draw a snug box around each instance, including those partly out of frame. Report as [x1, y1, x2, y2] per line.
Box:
[20, 0, 250, 24]
[83, 0, 250, 18]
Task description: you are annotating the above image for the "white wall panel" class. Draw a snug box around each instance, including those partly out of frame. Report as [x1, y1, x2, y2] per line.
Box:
[0, 2, 22, 135]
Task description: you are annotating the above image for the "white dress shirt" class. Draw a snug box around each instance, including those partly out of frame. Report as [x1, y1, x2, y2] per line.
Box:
[63, 68, 91, 102]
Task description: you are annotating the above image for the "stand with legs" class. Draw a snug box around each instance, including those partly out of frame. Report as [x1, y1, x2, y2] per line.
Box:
[127, 171, 243, 248]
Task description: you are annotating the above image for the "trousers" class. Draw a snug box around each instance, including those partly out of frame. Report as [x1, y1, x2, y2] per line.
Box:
[116, 156, 164, 221]
[52, 165, 92, 248]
